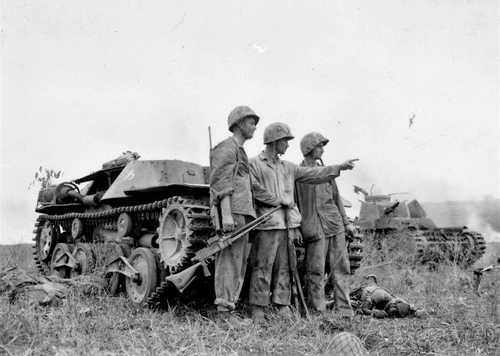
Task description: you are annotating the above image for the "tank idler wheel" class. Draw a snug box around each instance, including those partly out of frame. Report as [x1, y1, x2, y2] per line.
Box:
[39, 221, 57, 262]
[51, 243, 72, 278]
[70, 243, 96, 278]
[117, 213, 133, 237]
[71, 218, 84, 240]
[125, 247, 158, 305]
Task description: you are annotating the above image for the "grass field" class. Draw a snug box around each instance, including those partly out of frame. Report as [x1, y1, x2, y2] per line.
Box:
[1, 242, 499, 355]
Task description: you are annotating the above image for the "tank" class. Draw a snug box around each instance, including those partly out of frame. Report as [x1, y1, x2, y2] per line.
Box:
[33, 153, 219, 305]
[32, 152, 362, 306]
[354, 187, 486, 267]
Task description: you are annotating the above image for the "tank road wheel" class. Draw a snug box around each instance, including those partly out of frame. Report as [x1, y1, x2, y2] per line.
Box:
[125, 248, 158, 305]
[117, 213, 133, 237]
[51, 243, 72, 278]
[70, 243, 96, 278]
[71, 218, 84, 240]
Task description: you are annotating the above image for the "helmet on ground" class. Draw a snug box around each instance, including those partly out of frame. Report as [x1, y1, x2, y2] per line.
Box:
[263, 122, 294, 144]
[227, 106, 260, 132]
[364, 274, 378, 284]
[385, 298, 411, 317]
[300, 132, 329, 156]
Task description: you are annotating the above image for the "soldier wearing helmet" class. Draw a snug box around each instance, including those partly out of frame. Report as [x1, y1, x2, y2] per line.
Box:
[248, 123, 358, 321]
[209, 105, 260, 314]
[350, 274, 422, 318]
[295, 132, 357, 317]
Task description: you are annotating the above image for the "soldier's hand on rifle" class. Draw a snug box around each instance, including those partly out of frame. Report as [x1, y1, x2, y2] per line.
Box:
[221, 213, 235, 232]
[340, 158, 359, 170]
[293, 232, 303, 246]
[345, 223, 355, 235]
[279, 196, 294, 208]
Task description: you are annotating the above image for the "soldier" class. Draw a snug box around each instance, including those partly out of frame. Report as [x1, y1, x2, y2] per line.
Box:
[209, 105, 260, 313]
[295, 132, 355, 317]
[350, 275, 424, 318]
[248, 123, 357, 321]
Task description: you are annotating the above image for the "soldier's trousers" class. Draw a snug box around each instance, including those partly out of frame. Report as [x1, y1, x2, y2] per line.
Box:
[304, 231, 352, 314]
[248, 229, 291, 307]
[214, 214, 251, 310]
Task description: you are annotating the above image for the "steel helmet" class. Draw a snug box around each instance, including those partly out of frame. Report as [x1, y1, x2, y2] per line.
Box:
[300, 132, 329, 156]
[263, 122, 294, 144]
[227, 106, 260, 132]
[386, 299, 411, 317]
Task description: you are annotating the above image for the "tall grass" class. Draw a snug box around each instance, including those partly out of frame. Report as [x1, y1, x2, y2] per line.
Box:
[1, 243, 499, 355]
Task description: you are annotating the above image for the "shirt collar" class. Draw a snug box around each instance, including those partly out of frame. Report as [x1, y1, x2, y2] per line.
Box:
[259, 150, 283, 165]
[230, 136, 244, 147]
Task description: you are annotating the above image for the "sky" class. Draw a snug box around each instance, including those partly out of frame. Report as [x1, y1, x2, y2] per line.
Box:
[1, 0, 499, 244]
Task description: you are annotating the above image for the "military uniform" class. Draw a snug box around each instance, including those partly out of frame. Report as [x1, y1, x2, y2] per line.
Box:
[209, 106, 259, 311]
[295, 133, 353, 315]
[248, 150, 342, 308]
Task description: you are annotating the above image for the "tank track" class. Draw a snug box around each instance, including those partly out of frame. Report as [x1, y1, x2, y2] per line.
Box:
[463, 230, 486, 262]
[32, 197, 198, 275]
[347, 232, 364, 273]
[148, 196, 214, 309]
[147, 280, 170, 309]
[32, 216, 51, 274]
[371, 228, 486, 267]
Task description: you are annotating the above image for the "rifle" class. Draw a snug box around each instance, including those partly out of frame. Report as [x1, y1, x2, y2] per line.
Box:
[166, 206, 281, 293]
[285, 210, 310, 318]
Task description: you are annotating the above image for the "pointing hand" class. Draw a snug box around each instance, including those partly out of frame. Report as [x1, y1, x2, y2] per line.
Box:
[340, 158, 359, 170]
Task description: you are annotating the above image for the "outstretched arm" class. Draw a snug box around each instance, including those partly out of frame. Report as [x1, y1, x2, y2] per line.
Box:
[294, 159, 358, 184]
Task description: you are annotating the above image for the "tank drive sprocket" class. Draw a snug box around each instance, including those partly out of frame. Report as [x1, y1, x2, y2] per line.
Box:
[157, 196, 213, 273]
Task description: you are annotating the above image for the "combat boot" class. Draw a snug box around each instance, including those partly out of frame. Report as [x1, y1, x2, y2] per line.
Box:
[251, 305, 265, 322]
[276, 305, 293, 318]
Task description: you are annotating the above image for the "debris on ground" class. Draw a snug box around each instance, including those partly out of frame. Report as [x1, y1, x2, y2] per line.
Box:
[0, 266, 105, 305]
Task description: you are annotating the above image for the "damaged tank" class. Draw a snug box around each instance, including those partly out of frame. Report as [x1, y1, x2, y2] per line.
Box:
[353, 186, 486, 267]
[33, 152, 362, 307]
[33, 152, 217, 306]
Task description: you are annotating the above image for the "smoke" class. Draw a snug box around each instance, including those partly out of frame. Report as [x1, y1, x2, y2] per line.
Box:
[465, 196, 500, 242]
[476, 196, 500, 233]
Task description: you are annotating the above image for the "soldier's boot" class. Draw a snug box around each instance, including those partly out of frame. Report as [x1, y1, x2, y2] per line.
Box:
[216, 305, 231, 313]
[251, 305, 265, 322]
[276, 305, 293, 318]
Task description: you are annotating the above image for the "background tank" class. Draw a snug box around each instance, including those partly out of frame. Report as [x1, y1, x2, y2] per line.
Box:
[354, 186, 486, 267]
